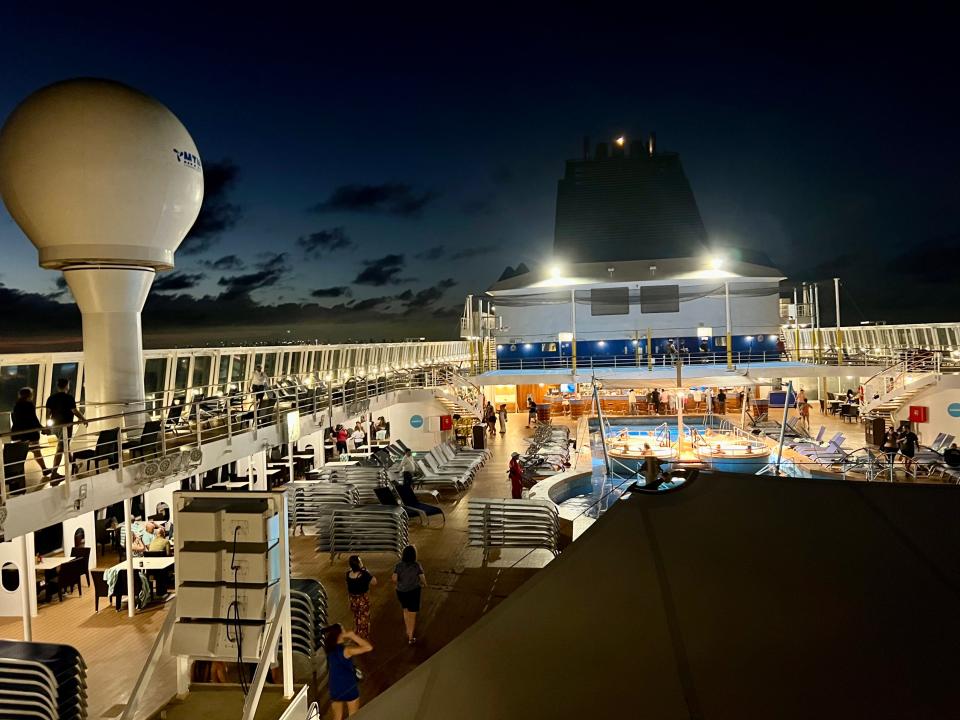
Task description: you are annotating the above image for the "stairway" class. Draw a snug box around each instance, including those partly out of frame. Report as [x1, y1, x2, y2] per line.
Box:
[433, 368, 485, 420]
[861, 355, 940, 420]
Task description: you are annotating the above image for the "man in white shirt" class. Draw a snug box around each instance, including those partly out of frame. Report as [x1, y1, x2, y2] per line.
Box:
[628, 389, 637, 415]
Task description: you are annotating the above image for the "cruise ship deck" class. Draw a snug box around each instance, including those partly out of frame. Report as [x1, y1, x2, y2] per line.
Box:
[0, 407, 553, 719]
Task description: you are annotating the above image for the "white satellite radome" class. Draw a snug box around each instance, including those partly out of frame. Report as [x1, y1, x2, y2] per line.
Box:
[0, 79, 205, 422]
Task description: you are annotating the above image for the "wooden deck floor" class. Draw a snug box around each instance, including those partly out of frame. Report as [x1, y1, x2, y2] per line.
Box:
[0, 413, 550, 719]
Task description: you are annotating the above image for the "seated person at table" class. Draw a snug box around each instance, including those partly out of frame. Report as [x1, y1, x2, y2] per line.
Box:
[127, 520, 157, 556]
[714, 444, 724, 455]
[149, 527, 171, 554]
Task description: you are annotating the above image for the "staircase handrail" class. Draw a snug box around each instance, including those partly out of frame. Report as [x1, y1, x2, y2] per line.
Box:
[862, 352, 941, 415]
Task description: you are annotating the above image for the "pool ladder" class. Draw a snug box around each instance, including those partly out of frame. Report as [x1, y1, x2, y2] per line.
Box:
[654, 422, 671, 447]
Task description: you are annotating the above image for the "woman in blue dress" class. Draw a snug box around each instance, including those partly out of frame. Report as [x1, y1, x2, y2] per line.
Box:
[323, 623, 373, 718]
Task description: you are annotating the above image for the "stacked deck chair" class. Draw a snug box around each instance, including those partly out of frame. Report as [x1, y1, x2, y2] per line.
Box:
[0, 639, 88, 720]
[306, 466, 386, 504]
[467, 498, 560, 557]
[282, 578, 328, 658]
[316, 504, 409, 560]
[287, 481, 361, 534]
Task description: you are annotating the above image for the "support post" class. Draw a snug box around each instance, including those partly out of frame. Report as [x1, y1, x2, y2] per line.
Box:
[647, 328, 653, 372]
[793, 286, 802, 362]
[279, 495, 294, 698]
[724, 282, 733, 370]
[19, 536, 32, 641]
[570, 290, 577, 377]
[123, 496, 135, 617]
[775, 381, 793, 476]
[834, 277, 843, 366]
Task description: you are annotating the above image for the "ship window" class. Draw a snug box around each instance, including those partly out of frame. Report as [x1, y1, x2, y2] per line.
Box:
[192, 356, 212, 391]
[640, 285, 679, 313]
[144, 358, 167, 399]
[590, 287, 629, 316]
[0, 364, 40, 417]
[51, 362, 79, 399]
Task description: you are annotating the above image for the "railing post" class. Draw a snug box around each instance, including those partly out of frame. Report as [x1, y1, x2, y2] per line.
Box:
[226, 401, 233, 445]
[63, 432, 72, 494]
[0, 439, 6, 506]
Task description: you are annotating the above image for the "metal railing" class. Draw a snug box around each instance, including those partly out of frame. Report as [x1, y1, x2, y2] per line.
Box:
[860, 351, 941, 415]
[494, 351, 796, 370]
[0, 363, 467, 506]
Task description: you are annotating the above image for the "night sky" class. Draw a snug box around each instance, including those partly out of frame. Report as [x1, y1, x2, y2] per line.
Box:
[1, 7, 957, 350]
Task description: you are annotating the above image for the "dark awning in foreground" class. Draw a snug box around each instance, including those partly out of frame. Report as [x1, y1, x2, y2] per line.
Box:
[359, 474, 960, 719]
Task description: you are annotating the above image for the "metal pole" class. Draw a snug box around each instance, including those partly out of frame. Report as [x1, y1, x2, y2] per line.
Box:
[724, 282, 733, 370]
[19, 536, 32, 641]
[834, 277, 843, 366]
[793, 286, 801, 362]
[593, 382, 611, 475]
[775, 381, 793, 475]
[647, 328, 653, 372]
[570, 289, 577, 377]
[123, 496, 135, 617]
[814, 283, 824, 402]
[279, 494, 294, 697]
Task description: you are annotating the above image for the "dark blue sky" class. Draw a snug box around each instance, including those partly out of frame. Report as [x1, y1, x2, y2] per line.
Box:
[1, 7, 957, 346]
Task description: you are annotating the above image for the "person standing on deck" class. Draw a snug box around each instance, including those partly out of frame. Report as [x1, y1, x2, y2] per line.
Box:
[628, 389, 637, 414]
[323, 624, 373, 718]
[399, 449, 416, 487]
[526, 394, 537, 427]
[649, 388, 661, 415]
[508, 451, 524, 499]
[498, 404, 508, 434]
[45, 378, 87, 482]
[716, 388, 726, 414]
[250, 364, 269, 407]
[11, 387, 49, 478]
[392, 545, 426, 645]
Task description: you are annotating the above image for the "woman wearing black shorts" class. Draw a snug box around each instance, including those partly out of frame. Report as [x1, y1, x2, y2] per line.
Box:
[392, 544, 425, 644]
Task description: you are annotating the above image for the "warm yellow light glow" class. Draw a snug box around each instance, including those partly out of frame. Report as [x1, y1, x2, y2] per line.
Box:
[710, 256, 724, 270]
[549, 264, 563, 279]
[615, 136, 625, 146]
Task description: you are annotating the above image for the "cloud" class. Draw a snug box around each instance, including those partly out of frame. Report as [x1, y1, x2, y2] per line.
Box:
[450, 245, 497, 260]
[217, 252, 288, 299]
[47, 276, 70, 299]
[180, 159, 243, 255]
[351, 296, 392, 311]
[200, 254, 245, 271]
[311, 183, 437, 217]
[397, 278, 457, 314]
[415, 245, 446, 261]
[297, 227, 353, 257]
[0, 282, 78, 336]
[153, 271, 206, 292]
[310, 286, 352, 299]
[354, 253, 409, 286]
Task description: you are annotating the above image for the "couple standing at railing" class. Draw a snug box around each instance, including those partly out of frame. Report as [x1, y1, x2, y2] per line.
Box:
[9, 377, 88, 487]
